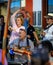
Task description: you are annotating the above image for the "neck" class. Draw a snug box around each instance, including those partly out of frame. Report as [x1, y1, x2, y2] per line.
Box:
[17, 25, 21, 28]
[49, 22, 53, 25]
[21, 37, 26, 41]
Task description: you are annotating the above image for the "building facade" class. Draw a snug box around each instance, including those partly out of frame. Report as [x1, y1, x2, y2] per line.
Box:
[0, 0, 53, 28]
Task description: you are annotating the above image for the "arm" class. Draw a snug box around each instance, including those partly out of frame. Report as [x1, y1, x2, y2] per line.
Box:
[11, 9, 20, 28]
[33, 31, 40, 44]
[20, 10, 26, 18]
[14, 47, 31, 55]
[14, 45, 31, 65]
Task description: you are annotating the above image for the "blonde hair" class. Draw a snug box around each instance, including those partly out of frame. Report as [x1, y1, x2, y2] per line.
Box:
[15, 15, 24, 25]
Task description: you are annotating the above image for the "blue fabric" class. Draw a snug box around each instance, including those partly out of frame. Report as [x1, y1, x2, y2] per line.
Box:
[9, 38, 19, 48]
[32, 44, 49, 61]
[0, 63, 2, 65]
[23, 18, 28, 31]
[32, 47, 41, 59]
[9, 49, 14, 55]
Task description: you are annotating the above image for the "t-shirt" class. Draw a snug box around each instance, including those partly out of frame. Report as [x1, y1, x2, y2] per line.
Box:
[43, 24, 53, 40]
[9, 38, 34, 52]
[27, 25, 35, 41]
[9, 26, 25, 45]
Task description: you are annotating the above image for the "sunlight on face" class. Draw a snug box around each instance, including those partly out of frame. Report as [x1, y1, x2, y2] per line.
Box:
[16, 18, 22, 26]
[46, 18, 52, 24]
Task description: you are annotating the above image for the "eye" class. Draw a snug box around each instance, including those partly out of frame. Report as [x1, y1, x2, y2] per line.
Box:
[17, 19, 20, 21]
[19, 32, 21, 34]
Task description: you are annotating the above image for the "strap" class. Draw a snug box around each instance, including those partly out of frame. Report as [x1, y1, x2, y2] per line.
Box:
[45, 24, 53, 30]
[26, 38, 30, 51]
[27, 38, 29, 47]
[18, 39, 21, 49]
[18, 38, 30, 50]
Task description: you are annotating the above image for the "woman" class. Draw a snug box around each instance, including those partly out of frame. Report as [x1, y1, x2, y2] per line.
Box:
[9, 9, 25, 47]
[27, 24, 40, 46]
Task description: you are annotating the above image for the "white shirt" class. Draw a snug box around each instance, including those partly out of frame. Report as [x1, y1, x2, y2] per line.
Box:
[43, 25, 53, 40]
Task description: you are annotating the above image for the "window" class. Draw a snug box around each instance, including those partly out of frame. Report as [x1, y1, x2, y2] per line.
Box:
[21, 0, 26, 7]
[48, 0, 53, 13]
[33, 0, 42, 27]
[33, 11, 42, 27]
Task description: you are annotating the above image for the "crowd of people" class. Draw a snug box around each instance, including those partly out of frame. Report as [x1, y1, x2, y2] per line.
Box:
[0, 8, 53, 65]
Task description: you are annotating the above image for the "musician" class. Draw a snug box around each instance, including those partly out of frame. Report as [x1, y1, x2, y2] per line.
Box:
[41, 15, 53, 52]
[41, 15, 53, 61]
[41, 15, 53, 41]
[8, 28, 41, 65]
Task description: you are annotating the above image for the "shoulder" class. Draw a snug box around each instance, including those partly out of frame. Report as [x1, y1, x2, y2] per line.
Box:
[28, 39, 33, 44]
[28, 39, 34, 50]
[51, 25, 53, 28]
[20, 26, 25, 29]
[49, 25, 53, 29]
[30, 25, 35, 30]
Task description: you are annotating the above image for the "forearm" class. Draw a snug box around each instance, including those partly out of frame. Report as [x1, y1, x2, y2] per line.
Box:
[12, 9, 20, 17]
[33, 32, 39, 42]
[11, 9, 20, 22]
[11, 9, 20, 27]
[14, 47, 31, 55]
[27, 54, 31, 65]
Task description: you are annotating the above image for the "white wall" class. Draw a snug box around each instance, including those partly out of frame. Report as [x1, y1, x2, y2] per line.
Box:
[33, 0, 42, 11]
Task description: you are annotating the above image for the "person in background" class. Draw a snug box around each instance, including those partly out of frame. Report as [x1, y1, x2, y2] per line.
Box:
[20, 8, 31, 30]
[41, 15, 53, 52]
[9, 9, 25, 45]
[0, 15, 8, 65]
[0, 15, 5, 48]
[41, 15, 53, 41]
[40, 15, 53, 64]
[27, 24, 40, 46]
